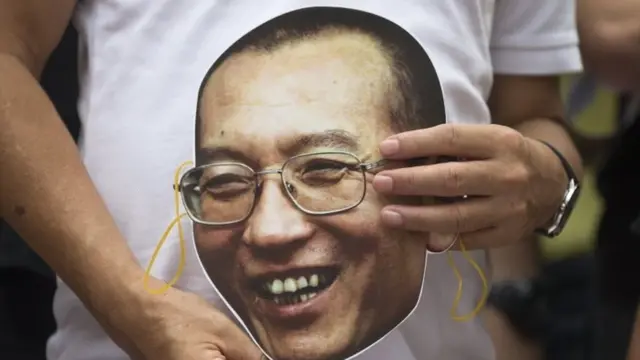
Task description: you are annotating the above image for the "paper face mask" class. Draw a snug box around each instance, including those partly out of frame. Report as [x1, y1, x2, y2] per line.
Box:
[188, 6, 446, 360]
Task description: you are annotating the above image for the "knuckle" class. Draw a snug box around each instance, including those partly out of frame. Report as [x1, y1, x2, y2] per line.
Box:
[399, 172, 417, 191]
[497, 128, 526, 151]
[444, 124, 460, 149]
[503, 165, 530, 187]
[394, 133, 409, 150]
[443, 165, 464, 194]
[399, 129, 423, 154]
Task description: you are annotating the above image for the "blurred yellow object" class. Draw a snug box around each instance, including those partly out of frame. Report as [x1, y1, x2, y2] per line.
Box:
[561, 74, 618, 137]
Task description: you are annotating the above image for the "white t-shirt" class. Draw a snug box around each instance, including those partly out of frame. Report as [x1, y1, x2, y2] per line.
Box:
[47, 1, 581, 359]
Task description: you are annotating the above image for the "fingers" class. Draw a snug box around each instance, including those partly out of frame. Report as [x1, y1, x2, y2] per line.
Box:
[373, 161, 503, 197]
[211, 349, 227, 360]
[379, 124, 523, 160]
[213, 314, 263, 360]
[427, 232, 459, 253]
[381, 197, 510, 234]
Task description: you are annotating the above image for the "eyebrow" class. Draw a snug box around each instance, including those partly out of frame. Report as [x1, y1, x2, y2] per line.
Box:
[197, 147, 256, 167]
[280, 129, 360, 154]
[197, 129, 361, 166]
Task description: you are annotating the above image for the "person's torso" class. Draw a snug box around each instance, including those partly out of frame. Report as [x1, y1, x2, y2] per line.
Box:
[598, 97, 640, 209]
[49, 1, 497, 359]
[597, 96, 640, 242]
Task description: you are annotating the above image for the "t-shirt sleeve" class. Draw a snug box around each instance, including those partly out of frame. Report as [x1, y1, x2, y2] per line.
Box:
[490, 0, 583, 75]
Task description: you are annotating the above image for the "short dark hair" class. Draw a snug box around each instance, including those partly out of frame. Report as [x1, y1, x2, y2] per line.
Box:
[195, 7, 445, 151]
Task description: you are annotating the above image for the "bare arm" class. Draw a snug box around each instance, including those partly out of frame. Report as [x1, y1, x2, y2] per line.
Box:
[489, 75, 584, 183]
[578, 0, 640, 90]
[0, 0, 147, 331]
[484, 75, 582, 360]
[0, 3, 285, 358]
[483, 2, 582, 357]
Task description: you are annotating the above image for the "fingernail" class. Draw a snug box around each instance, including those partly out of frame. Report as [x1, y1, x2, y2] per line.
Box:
[379, 139, 399, 156]
[373, 175, 393, 192]
[381, 209, 403, 227]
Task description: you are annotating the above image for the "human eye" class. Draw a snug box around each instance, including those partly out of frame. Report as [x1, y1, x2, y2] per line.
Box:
[200, 172, 253, 200]
[299, 158, 353, 185]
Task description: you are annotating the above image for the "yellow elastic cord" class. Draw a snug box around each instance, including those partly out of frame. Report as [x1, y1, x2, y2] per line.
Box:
[143, 161, 193, 295]
[446, 240, 489, 322]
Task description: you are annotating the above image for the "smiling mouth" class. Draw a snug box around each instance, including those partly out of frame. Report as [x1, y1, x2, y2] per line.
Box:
[249, 267, 340, 306]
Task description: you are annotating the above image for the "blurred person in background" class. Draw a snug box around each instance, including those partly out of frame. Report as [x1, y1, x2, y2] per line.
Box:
[578, 0, 640, 359]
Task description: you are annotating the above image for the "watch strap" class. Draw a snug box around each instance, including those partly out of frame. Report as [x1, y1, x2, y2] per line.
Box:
[535, 140, 580, 238]
[538, 140, 577, 183]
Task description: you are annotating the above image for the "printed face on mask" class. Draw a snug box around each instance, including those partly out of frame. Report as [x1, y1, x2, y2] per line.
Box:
[185, 8, 445, 360]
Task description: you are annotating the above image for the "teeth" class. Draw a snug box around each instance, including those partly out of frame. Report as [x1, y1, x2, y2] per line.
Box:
[284, 278, 297, 293]
[264, 274, 326, 296]
[270, 292, 319, 306]
[270, 279, 284, 295]
[297, 276, 308, 289]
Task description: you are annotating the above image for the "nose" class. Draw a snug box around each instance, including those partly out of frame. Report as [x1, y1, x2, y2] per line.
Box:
[243, 180, 315, 250]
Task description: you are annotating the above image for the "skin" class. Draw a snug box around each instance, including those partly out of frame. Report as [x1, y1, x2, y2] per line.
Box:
[1, 1, 583, 359]
[627, 311, 640, 360]
[578, 0, 640, 90]
[373, 75, 582, 250]
[195, 31, 426, 360]
[464, 75, 582, 359]
[1, 1, 262, 359]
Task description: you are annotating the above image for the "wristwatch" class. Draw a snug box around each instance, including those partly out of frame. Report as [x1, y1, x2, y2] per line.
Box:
[535, 141, 581, 238]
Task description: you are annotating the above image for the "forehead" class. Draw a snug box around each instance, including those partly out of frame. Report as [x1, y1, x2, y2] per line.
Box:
[197, 31, 395, 159]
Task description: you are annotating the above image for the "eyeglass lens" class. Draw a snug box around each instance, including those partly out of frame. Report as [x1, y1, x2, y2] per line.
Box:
[182, 152, 367, 223]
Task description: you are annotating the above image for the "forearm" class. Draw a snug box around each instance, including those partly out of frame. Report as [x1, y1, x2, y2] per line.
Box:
[578, 0, 640, 89]
[486, 119, 572, 360]
[0, 54, 144, 311]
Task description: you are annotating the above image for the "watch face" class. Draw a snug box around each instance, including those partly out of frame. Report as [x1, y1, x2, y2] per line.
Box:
[562, 179, 581, 222]
[548, 179, 581, 237]
[187, 6, 447, 360]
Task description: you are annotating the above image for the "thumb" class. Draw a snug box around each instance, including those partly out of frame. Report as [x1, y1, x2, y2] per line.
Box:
[216, 322, 264, 360]
[427, 232, 457, 253]
[210, 349, 227, 360]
